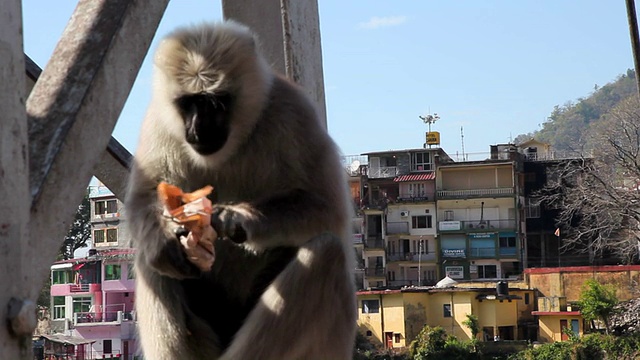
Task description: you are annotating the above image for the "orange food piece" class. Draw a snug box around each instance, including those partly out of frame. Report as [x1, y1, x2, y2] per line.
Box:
[157, 182, 214, 229]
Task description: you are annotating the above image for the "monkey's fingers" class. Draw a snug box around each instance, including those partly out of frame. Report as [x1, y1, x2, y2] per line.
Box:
[180, 233, 215, 271]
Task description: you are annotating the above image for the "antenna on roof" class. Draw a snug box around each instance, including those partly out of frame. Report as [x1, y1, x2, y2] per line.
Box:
[461, 126, 466, 161]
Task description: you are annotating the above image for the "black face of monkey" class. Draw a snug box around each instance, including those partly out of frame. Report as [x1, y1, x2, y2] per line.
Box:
[176, 93, 232, 155]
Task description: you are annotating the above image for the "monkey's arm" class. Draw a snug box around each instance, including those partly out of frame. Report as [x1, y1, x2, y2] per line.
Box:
[211, 188, 348, 251]
[126, 170, 204, 279]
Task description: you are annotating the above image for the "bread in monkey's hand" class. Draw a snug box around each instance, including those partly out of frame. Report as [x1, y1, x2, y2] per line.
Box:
[157, 182, 216, 271]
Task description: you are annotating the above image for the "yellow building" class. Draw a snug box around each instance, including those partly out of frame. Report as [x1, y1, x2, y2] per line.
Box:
[357, 282, 536, 350]
[532, 311, 583, 343]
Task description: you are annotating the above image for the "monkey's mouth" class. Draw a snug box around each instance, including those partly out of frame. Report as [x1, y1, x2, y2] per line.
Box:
[187, 135, 228, 155]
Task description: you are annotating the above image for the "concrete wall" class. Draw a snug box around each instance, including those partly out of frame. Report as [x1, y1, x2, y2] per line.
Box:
[525, 266, 640, 302]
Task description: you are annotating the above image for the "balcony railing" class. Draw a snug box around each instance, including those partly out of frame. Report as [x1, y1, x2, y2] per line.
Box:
[469, 247, 496, 257]
[368, 166, 399, 179]
[437, 187, 514, 199]
[365, 267, 386, 277]
[386, 222, 409, 235]
[386, 252, 436, 262]
[73, 310, 135, 326]
[438, 219, 516, 232]
[499, 247, 518, 256]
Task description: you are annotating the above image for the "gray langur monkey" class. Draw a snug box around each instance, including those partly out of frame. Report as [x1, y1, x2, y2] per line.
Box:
[125, 21, 356, 360]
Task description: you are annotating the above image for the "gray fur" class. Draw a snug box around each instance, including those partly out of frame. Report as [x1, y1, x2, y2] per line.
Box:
[125, 21, 356, 359]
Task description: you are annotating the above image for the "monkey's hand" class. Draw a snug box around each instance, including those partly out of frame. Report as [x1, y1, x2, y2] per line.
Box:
[210, 203, 257, 245]
[177, 225, 216, 271]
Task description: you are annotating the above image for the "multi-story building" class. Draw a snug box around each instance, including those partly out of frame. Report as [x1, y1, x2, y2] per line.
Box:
[47, 185, 136, 359]
[436, 144, 524, 281]
[359, 147, 452, 289]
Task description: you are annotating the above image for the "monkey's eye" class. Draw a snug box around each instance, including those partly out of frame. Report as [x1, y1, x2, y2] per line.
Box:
[174, 93, 232, 118]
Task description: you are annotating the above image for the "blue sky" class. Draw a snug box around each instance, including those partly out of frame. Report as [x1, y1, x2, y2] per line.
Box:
[22, 1, 638, 158]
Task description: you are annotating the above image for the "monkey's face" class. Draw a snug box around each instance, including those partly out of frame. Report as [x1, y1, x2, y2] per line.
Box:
[175, 93, 232, 155]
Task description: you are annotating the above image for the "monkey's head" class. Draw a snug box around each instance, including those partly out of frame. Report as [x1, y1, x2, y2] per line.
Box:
[152, 21, 273, 163]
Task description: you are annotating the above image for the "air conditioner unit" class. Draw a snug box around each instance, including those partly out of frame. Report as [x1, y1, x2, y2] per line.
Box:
[400, 211, 409, 217]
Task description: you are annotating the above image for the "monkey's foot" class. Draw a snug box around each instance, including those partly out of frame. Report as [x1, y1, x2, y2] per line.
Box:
[179, 226, 216, 271]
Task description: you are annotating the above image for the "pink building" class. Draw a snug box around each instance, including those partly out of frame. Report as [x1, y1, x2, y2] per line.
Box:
[48, 186, 137, 359]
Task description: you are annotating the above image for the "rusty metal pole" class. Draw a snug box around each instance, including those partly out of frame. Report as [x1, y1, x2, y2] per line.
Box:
[626, 0, 640, 99]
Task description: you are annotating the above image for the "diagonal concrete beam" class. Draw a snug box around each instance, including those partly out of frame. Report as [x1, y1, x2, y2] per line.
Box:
[24, 0, 168, 299]
[25, 55, 132, 199]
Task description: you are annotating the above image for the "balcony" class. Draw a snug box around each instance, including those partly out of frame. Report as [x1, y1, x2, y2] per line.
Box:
[438, 219, 516, 232]
[365, 267, 386, 277]
[469, 247, 496, 258]
[437, 187, 514, 199]
[499, 247, 518, 256]
[386, 222, 409, 235]
[386, 252, 436, 262]
[368, 166, 399, 179]
[73, 310, 135, 327]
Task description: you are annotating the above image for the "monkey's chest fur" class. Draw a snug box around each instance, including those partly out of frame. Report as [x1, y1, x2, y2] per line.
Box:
[181, 239, 298, 349]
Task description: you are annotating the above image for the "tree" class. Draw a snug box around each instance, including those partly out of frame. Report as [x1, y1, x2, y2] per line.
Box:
[577, 279, 618, 334]
[462, 314, 480, 352]
[537, 96, 640, 264]
[59, 190, 92, 260]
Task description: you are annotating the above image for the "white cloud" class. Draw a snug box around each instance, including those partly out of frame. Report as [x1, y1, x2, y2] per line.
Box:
[359, 16, 407, 30]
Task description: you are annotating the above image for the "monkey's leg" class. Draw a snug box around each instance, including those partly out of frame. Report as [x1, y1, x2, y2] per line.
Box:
[220, 233, 356, 360]
[135, 268, 222, 360]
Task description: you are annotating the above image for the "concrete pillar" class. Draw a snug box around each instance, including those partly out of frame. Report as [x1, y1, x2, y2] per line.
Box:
[0, 0, 32, 357]
[222, 0, 327, 127]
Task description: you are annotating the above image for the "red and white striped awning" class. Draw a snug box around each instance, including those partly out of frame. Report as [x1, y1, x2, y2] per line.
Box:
[393, 172, 435, 182]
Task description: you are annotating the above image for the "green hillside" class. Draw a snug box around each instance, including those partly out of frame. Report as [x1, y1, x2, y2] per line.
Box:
[515, 69, 638, 150]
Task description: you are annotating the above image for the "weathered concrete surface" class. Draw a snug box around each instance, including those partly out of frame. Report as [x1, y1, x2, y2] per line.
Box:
[0, 0, 30, 357]
[25, 0, 168, 301]
[222, 0, 327, 127]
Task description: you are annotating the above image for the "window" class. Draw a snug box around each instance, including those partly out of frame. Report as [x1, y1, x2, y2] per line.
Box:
[52, 270, 71, 285]
[412, 152, 432, 171]
[106, 228, 118, 243]
[53, 296, 65, 319]
[95, 200, 118, 215]
[444, 210, 454, 221]
[499, 237, 516, 248]
[94, 229, 105, 244]
[477, 265, 498, 279]
[103, 339, 112, 354]
[362, 300, 380, 314]
[412, 215, 433, 229]
[104, 264, 121, 281]
[525, 293, 530, 305]
[394, 333, 401, 343]
[524, 198, 540, 218]
[127, 263, 135, 280]
[366, 330, 372, 336]
[443, 304, 452, 318]
[72, 296, 91, 315]
[94, 228, 118, 244]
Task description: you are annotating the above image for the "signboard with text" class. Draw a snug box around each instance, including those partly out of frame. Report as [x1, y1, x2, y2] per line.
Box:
[445, 266, 465, 279]
[439, 221, 461, 231]
[442, 249, 466, 258]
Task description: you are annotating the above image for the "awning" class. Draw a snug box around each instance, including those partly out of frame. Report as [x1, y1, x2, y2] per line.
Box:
[393, 173, 435, 182]
[40, 334, 97, 346]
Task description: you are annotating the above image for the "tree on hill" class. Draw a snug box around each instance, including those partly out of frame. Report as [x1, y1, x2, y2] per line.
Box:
[536, 96, 640, 263]
[518, 69, 637, 151]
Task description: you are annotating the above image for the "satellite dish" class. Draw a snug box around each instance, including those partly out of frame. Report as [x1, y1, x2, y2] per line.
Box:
[349, 160, 361, 174]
